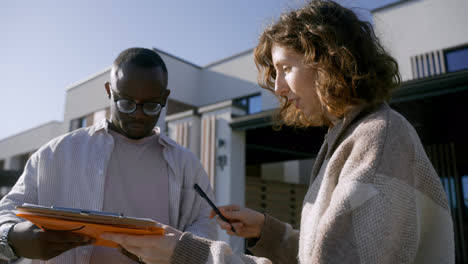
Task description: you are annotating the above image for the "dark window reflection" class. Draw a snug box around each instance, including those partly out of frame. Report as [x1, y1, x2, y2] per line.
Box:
[233, 93, 262, 115]
[445, 46, 468, 72]
[463, 175, 468, 208]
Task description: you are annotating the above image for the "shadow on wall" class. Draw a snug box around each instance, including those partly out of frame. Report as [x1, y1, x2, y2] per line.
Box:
[199, 68, 265, 106]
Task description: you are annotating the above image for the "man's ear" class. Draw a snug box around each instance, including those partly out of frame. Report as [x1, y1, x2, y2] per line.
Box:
[105, 82, 111, 99]
[162, 89, 171, 106]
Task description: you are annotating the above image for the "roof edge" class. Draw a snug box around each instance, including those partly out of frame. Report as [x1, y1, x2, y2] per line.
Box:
[64, 47, 256, 94]
[392, 69, 468, 102]
[0, 121, 62, 143]
[230, 109, 274, 131]
[203, 49, 254, 69]
[152, 47, 202, 69]
[371, 0, 411, 13]
[65, 66, 111, 92]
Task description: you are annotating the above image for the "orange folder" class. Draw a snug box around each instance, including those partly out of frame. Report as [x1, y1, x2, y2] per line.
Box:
[16, 204, 164, 248]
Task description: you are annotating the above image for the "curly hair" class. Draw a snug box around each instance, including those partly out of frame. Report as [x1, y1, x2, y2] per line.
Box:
[254, 0, 401, 127]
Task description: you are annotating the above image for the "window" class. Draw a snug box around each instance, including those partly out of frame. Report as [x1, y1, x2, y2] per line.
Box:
[445, 45, 468, 73]
[233, 93, 262, 115]
[0, 160, 4, 170]
[18, 153, 30, 171]
[69, 117, 85, 131]
[69, 114, 93, 131]
[249, 95, 262, 114]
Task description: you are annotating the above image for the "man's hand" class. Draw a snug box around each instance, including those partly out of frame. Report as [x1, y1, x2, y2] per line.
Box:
[8, 221, 94, 260]
[210, 205, 265, 238]
[101, 224, 183, 264]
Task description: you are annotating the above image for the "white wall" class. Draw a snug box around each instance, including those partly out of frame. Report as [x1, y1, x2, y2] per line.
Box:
[159, 53, 202, 106]
[0, 121, 62, 160]
[373, 0, 468, 81]
[206, 51, 257, 83]
[63, 68, 111, 133]
[200, 51, 279, 111]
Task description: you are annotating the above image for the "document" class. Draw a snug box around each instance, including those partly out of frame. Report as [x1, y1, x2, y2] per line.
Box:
[16, 203, 164, 247]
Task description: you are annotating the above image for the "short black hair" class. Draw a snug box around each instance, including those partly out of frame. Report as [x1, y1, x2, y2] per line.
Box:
[113, 47, 168, 74]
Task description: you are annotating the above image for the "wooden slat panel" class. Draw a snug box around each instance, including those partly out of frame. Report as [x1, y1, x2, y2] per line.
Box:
[425, 143, 466, 263]
[246, 176, 308, 229]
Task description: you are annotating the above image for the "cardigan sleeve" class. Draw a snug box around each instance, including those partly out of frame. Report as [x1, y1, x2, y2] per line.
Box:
[247, 214, 299, 264]
[171, 233, 272, 264]
[171, 214, 298, 264]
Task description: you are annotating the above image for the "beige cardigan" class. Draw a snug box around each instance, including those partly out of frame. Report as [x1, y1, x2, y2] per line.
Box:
[172, 103, 454, 264]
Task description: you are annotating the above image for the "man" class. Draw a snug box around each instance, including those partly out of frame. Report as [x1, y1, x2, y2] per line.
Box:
[0, 48, 216, 263]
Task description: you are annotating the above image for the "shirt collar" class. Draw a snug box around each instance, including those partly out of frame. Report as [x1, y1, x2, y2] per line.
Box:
[90, 119, 177, 148]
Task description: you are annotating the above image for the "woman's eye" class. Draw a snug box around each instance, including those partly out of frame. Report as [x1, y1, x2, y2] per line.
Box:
[283, 66, 291, 72]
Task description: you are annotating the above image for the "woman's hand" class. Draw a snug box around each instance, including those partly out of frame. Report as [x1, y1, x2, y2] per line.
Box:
[101, 224, 182, 264]
[210, 205, 265, 238]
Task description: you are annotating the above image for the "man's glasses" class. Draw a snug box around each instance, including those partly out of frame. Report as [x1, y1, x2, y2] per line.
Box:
[111, 90, 164, 116]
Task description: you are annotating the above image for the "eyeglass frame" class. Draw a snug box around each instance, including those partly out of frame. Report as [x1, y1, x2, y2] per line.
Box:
[110, 89, 166, 116]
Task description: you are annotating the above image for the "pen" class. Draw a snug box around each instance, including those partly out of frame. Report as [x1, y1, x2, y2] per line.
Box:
[193, 184, 236, 233]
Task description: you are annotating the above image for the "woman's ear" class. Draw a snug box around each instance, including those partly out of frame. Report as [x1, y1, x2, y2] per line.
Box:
[105, 82, 111, 99]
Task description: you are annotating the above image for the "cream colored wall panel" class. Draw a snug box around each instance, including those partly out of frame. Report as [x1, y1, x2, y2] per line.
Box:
[373, 0, 468, 80]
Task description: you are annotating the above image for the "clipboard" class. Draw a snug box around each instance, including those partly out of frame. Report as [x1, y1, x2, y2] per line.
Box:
[15, 204, 164, 248]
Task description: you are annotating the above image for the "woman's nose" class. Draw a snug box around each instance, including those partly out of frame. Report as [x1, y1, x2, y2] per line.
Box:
[274, 75, 288, 96]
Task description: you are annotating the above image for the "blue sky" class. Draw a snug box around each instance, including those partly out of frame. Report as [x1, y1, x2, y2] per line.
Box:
[0, 0, 397, 140]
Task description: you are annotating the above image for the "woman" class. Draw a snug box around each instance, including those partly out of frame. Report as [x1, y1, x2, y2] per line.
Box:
[102, 1, 454, 263]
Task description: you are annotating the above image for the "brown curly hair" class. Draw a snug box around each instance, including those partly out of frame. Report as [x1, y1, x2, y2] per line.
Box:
[254, 0, 401, 127]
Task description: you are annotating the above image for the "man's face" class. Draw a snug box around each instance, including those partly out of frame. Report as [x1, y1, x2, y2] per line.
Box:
[105, 62, 170, 139]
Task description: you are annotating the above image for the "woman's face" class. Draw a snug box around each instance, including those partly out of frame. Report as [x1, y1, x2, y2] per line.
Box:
[271, 44, 326, 126]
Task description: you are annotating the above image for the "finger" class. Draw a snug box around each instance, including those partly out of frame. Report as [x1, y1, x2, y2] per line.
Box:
[214, 216, 232, 230]
[42, 242, 90, 259]
[226, 223, 245, 236]
[219, 208, 245, 222]
[46, 240, 95, 251]
[163, 225, 178, 234]
[209, 210, 216, 219]
[210, 204, 240, 219]
[120, 245, 148, 261]
[118, 246, 141, 263]
[153, 222, 165, 229]
[231, 222, 244, 232]
[218, 204, 241, 213]
[101, 233, 161, 247]
[42, 230, 93, 243]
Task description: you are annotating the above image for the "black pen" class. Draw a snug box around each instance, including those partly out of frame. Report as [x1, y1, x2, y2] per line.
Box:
[193, 184, 236, 233]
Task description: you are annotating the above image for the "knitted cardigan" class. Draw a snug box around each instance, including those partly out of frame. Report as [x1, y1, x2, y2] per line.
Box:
[171, 103, 454, 264]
